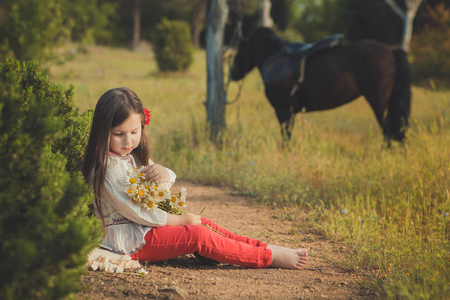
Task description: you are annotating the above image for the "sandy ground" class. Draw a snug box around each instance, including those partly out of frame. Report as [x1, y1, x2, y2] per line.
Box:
[75, 181, 376, 299]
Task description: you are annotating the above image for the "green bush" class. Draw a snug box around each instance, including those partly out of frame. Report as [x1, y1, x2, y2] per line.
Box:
[0, 61, 99, 299]
[61, 0, 118, 45]
[411, 4, 450, 82]
[0, 59, 91, 172]
[153, 18, 193, 71]
[0, 0, 70, 61]
[0, 0, 118, 61]
[0, 59, 74, 117]
[52, 109, 93, 172]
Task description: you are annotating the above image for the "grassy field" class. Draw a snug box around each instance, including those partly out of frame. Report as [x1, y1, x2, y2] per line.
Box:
[46, 44, 449, 299]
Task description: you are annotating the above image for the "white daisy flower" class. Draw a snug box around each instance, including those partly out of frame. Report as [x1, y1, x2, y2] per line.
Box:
[145, 200, 156, 211]
[177, 200, 188, 208]
[125, 167, 189, 214]
[125, 184, 138, 196]
[180, 187, 187, 202]
[156, 184, 170, 200]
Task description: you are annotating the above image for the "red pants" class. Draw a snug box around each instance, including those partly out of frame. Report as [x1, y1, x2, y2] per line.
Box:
[130, 218, 272, 269]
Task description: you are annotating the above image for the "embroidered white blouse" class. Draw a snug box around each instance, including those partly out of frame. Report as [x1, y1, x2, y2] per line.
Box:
[93, 153, 176, 255]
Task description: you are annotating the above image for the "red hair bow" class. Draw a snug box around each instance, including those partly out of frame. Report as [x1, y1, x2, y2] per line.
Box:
[142, 108, 151, 125]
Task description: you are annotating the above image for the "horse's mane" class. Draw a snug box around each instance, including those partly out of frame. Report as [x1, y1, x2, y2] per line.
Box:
[247, 28, 288, 65]
[249, 27, 287, 49]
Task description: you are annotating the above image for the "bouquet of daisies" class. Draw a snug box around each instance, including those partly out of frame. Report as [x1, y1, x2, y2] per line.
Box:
[125, 167, 187, 215]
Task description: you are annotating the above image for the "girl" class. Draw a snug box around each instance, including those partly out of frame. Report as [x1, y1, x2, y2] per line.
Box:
[82, 87, 308, 269]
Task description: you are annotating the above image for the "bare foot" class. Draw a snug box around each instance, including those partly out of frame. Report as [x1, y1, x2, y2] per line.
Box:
[268, 246, 308, 269]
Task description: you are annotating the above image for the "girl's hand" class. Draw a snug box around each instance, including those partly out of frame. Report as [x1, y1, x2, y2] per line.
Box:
[166, 213, 202, 226]
[182, 213, 202, 225]
[142, 164, 170, 184]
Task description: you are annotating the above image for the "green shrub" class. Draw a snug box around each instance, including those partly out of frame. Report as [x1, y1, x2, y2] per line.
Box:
[52, 109, 93, 172]
[0, 0, 70, 61]
[61, 0, 118, 45]
[153, 18, 193, 71]
[0, 0, 118, 61]
[0, 62, 99, 299]
[0, 60, 74, 119]
[0, 59, 90, 172]
[411, 4, 450, 82]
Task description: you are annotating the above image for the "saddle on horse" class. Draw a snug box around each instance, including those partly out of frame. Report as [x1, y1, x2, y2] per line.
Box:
[261, 34, 343, 95]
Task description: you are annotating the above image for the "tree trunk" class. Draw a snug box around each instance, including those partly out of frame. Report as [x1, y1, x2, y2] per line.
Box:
[384, 0, 423, 52]
[205, 0, 228, 143]
[402, 12, 414, 51]
[131, 0, 141, 50]
[260, 0, 273, 27]
[192, 0, 206, 48]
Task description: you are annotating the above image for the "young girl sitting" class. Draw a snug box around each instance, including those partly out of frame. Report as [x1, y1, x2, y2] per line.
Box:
[82, 87, 308, 269]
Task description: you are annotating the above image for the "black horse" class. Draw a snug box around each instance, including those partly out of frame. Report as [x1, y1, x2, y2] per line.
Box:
[230, 27, 411, 144]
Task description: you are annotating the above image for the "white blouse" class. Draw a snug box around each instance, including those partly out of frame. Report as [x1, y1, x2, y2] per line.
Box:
[93, 153, 176, 255]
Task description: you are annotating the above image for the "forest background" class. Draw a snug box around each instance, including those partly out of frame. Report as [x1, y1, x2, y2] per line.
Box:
[2, 0, 450, 81]
[0, 0, 448, 299]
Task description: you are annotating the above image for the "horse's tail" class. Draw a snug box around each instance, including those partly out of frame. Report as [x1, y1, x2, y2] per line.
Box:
[384, 48, 411, 143]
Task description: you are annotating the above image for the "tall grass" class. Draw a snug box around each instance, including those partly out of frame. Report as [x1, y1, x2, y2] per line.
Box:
[47, 44, 449, 299]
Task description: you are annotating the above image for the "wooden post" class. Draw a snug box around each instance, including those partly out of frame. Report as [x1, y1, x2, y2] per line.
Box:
[384, 0, 423, 52]
[260, 0, 274, 27]
[205, 0, 228, 143]
[131, 0, 141, 50]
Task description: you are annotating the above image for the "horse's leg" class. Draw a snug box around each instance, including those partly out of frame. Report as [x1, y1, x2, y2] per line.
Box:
[367, 96, 388, 128]
[275, 106, 295, 142]
[356, 57, 396, 142]
[265, 88, 295, 142]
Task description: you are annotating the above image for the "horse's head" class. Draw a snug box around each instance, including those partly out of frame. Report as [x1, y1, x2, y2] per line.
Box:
[230, 37, 255, 81]
[230, 27, 287, 81]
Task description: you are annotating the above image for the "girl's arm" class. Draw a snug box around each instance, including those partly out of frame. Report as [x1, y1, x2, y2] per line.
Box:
[165, 213, 202, 226]
[103, 178, 168, 227]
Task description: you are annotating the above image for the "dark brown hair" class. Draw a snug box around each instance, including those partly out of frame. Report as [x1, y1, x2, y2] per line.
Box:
[82, 87, 152, 231]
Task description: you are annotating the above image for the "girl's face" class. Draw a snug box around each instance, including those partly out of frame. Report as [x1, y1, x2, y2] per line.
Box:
[109, 113, 142, 156]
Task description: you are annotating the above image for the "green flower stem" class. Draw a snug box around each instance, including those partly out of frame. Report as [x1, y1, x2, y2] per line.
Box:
[202, 224, 226, 236]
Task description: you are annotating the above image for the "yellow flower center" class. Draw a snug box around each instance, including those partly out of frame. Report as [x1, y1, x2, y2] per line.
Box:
[145, 185, 151, 189]
[127, 188, 134, 194]
[158, 192, 165, 197]
[171, 196, 177, 203]
[138, 173, 144, 177]
[147, 201, 154, 208]
[150, 191, 155, 196]
[129, 178, 137, 184]
[138, 190, 144, 196]
[178, 202, 185, 207]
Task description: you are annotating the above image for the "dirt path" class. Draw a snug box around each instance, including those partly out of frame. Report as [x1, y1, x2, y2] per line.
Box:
[75, 181, 375, 299]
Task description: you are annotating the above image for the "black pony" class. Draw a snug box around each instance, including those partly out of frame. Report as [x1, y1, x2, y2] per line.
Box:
[230, 27, 411, 144]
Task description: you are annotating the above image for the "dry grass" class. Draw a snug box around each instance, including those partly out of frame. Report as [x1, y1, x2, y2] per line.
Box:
[47, 44, 449, 299]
